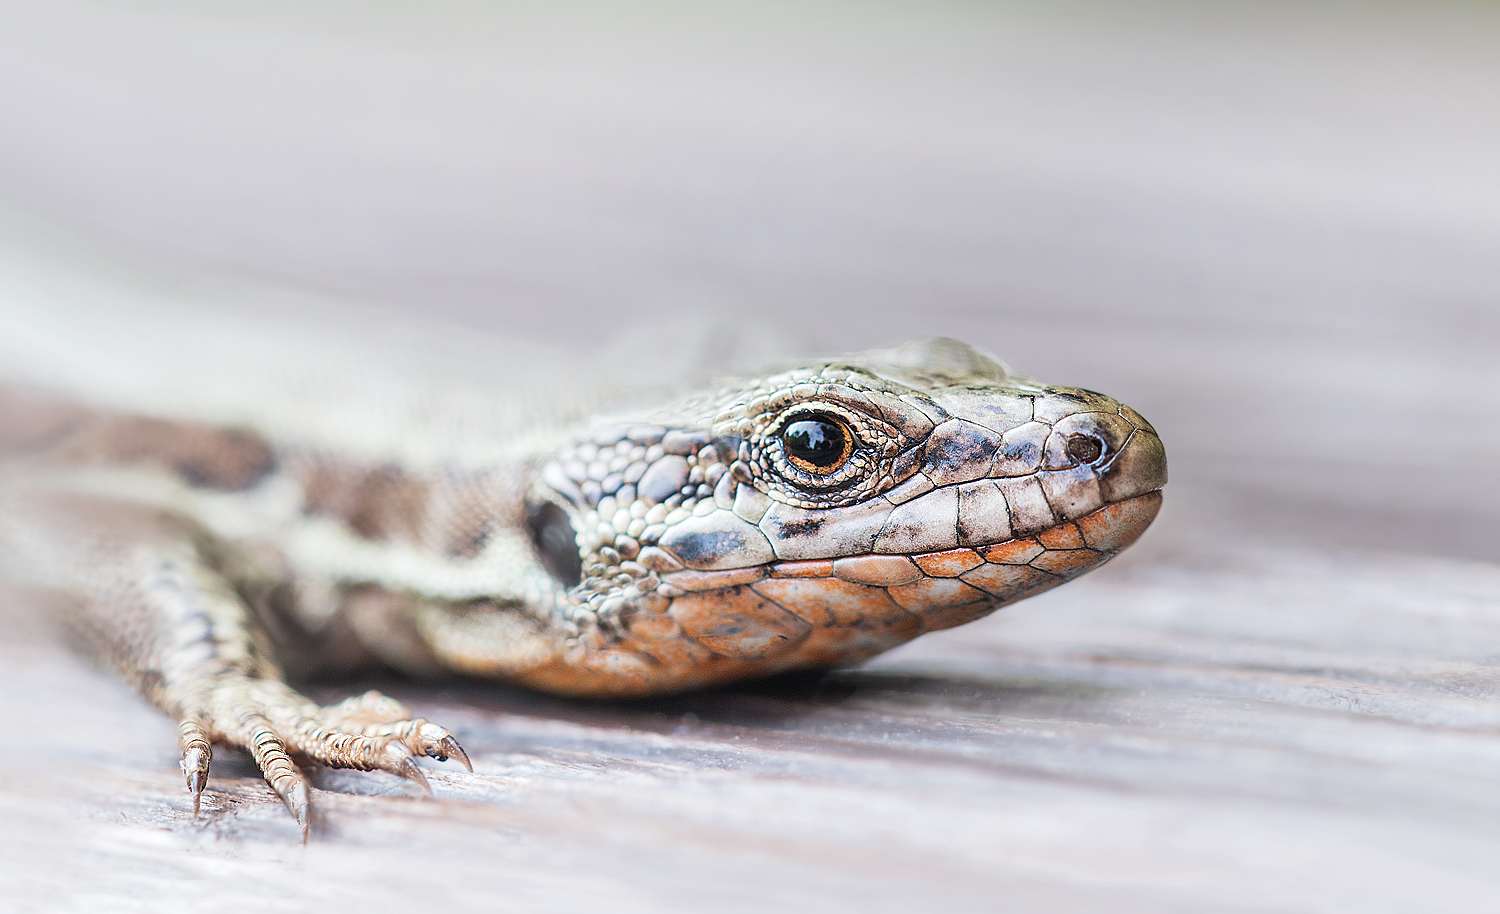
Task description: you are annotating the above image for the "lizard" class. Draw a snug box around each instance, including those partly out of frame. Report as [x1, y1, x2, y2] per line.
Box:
[0, 332, 1165, 835]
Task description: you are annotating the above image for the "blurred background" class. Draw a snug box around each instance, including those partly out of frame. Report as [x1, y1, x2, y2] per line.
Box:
[2, 0, 1497, 562]
[3, 3, 1500, 911]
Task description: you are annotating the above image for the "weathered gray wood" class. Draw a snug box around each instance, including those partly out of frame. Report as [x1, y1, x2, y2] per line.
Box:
[6, 526, 1500, 912]
[2, 2, 1500, 912]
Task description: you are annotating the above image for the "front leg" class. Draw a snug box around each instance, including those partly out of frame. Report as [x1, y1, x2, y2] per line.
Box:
[17, 499, 469, 834]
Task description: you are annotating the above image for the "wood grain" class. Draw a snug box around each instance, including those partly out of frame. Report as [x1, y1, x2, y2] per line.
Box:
[2, 2, 1500, 911]
[6, 513, 1500, 912]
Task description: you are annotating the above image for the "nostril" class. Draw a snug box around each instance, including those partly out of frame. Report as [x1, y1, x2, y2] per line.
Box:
[1065, 433, 1104, 465]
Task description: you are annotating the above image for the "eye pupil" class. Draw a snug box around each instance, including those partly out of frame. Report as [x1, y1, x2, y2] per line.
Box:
[782, 416, 850, 472]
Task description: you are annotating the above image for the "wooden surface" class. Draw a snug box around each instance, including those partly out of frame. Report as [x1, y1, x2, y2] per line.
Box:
[2, 2, 1500, 912]
[7, 530, 1500, 912]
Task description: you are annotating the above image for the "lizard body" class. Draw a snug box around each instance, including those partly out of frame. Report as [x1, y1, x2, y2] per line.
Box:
[0, 318, 1165, 831]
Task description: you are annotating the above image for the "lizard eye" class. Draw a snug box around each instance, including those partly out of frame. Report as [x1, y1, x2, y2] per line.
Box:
[780, 413, 854, 475]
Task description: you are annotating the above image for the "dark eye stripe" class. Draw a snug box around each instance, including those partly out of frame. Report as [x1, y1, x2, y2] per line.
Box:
[781, 414, 853, 474]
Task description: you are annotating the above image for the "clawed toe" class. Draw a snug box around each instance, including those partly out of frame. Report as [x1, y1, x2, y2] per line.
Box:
[178, 680, 473, 832]
[178, 719, 212, 818]
[383, 721, 470, 792]
[283, 780, 311, 840]
[406, 721, 473, 773]
[396, 756, 434, 796]
[182, 749, 210, 817]
[431, 735, 473, 773]
[287, 699, 472, 797]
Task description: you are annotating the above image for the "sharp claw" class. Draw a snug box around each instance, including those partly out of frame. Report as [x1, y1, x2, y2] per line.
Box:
[180, 745, 211, 819]
[433, 736, 473, 773]
[397, 757, 434, 796]
[188, 768, 207, 818]
[281, 780, 310, 842]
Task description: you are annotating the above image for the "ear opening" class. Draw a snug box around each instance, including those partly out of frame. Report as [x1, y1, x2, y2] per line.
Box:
[525, 500, 583, 588]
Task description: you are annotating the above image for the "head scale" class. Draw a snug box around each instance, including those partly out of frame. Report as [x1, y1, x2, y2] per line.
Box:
[523, 338, 1166, 696]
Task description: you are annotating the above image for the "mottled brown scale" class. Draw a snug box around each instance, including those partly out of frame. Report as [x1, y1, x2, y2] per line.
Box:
[297, 458, 430, 542]
[0, 386, 274, 490]
[292, 455, 498, 558]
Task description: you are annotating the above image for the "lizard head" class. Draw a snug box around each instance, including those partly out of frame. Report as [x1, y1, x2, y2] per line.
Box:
[523, 338, 1165, 695]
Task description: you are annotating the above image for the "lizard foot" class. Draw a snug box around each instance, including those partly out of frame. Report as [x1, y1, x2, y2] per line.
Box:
[179, 681, 470, 835]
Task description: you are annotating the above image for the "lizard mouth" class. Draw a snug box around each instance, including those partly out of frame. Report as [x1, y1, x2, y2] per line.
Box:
[653, 490, 1162, 637]
[657, 492, 1158, 606]
[515, 492, 1164, 698]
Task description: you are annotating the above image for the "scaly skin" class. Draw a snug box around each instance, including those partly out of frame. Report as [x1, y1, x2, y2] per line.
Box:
[0, 338, 1165, 832]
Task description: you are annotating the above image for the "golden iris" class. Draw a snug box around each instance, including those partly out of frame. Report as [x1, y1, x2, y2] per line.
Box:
[780, 414, 853, 474]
